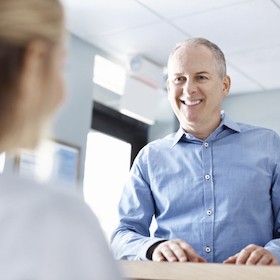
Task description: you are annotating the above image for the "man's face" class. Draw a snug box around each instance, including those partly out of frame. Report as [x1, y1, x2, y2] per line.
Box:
[166, 44, 230, 134]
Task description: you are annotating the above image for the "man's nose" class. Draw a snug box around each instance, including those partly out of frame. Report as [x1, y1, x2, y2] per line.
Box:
[183, 80, 196, 95]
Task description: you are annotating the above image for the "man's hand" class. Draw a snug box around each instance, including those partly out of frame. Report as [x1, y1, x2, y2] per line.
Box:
[152, 239, 207, 263]
[223, 244, 278, 265]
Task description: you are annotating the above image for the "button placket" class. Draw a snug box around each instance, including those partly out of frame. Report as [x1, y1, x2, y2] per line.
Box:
[202, 139, 214, 262]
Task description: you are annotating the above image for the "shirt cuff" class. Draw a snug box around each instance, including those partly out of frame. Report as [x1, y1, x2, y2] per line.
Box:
[137, 237, 167, 260]
[264, 239, 280, 264]
[146, 240, 167, 260]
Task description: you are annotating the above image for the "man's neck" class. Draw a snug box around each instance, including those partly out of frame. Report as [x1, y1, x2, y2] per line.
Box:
[182, 117, 222, 141]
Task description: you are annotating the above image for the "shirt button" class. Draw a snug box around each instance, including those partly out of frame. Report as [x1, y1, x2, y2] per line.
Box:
[205, 246, 211, 253]
[204, 142, 209, 148]
[207, 209, 212, 216]
[205, 174, 211, 180]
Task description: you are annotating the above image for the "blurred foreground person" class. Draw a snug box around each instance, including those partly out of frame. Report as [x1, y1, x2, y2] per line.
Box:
[0, 0, 122, 279]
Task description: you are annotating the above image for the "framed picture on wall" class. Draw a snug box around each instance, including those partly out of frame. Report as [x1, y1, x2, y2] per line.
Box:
[15, 138, 80, 187]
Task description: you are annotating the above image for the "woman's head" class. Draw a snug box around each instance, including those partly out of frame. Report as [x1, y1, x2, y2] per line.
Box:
[0, 0, 65, 152]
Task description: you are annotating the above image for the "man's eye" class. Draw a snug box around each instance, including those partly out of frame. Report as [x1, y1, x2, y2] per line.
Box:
[174, 77, 186, 84]
[197, 75, 208, 80]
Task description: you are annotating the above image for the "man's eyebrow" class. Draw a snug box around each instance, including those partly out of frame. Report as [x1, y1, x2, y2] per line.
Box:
[196, 71, 209, 75]
[171, 71, 211, 77]
[172, 72, 185, 76]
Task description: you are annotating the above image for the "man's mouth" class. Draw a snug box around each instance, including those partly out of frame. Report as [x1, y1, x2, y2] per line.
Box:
[181, 99, 202, 106]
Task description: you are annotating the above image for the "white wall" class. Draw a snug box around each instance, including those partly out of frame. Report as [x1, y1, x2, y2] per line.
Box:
[148, 93, 177, 142]
[222, 89, 280, 135]
[52, 34, 95, 186]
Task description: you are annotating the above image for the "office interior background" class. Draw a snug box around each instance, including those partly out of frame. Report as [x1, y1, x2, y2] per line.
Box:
[2, 0, 280, 240]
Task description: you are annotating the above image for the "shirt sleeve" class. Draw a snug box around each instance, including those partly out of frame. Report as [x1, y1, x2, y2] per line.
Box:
[264, 132, 280, 263]
[110, 148, 165, 260]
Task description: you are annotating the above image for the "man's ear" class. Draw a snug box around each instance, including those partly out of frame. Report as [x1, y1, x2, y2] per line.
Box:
[222, 75, 231, 97]
[166, 78, 170, 97]
[166, 79, 169, 91]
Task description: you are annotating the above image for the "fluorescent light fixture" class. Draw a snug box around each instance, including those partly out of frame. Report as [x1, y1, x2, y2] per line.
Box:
[93, 55, 126, 95]
[120, 109, 155, 125]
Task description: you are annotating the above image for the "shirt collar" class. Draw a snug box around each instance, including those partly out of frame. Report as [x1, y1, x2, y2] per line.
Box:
[172, 127, 188, 146]
[220, 112, 241, 133]
[172, 111, 241, 147]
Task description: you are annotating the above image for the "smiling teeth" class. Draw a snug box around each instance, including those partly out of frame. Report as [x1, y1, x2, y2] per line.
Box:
[185, 99, 202, 106]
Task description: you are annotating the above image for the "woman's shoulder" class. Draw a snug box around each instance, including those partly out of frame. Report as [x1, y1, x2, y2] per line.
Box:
[0, 173, 122, 279]
[0, 173, 98, 226]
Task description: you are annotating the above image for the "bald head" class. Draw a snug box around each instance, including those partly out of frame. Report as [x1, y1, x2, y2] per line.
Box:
[168, 37, 227, 79]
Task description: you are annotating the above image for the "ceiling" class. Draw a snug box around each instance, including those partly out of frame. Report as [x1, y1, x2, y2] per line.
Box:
[61, 0, 280, 95]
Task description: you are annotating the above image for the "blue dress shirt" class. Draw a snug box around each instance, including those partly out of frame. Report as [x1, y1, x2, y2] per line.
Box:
[111, 113, 280, 263]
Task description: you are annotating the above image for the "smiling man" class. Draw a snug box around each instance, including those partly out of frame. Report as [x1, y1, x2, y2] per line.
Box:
[111, 37, 280, 265]
[166, 39, 230, 141]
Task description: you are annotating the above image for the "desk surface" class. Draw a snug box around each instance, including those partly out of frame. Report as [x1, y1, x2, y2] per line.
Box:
[119, 260, 280, 280]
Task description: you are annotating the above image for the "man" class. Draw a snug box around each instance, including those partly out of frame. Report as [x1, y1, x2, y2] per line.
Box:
[111, 37, 280, 265]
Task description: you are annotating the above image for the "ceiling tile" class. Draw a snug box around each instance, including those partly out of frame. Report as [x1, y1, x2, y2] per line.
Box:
[137, 0, 253, 19]
[88, 22, 188, 66]
[61, 0, 160, 38]
[228, 45, 280, 91]
[226, 64, 263, 94]
[171, 0, 280, 53]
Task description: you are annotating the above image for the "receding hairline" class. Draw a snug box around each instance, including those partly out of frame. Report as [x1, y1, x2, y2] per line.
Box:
[167, 37, 227, 79]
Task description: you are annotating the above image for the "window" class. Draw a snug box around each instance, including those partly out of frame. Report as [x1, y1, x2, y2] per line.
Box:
[0, 153, 5, 173]
[82, 102, 148, 241]
[91, 102, 148, 165]
[83, 130, 131, 240]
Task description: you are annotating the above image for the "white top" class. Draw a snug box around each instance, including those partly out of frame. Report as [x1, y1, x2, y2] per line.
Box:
[0, 173, 123, 280]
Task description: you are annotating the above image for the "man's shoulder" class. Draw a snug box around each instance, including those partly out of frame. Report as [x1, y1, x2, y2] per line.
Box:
[134, 132, 178, 161]
[232, 122, 280, 147]
[237, 122, 279, 136]
[145, 132, 177, 149]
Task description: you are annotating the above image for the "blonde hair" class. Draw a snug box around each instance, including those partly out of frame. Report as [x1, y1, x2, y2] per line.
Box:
[168, 37, 227, 79]
[0, 0, 63, 46]
[0, 0, 63, 139]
